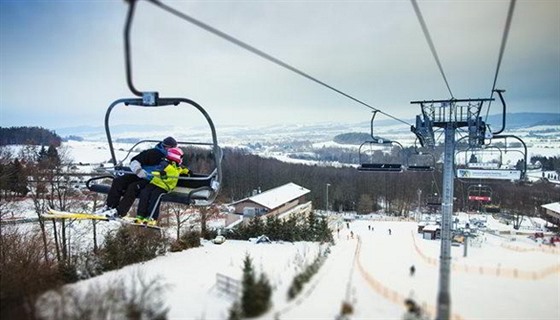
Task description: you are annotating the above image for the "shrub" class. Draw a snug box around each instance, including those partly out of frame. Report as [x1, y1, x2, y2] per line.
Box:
[35, 269, 169, 319]
[0, 227, 61, 319]
[169, 229, 201, 252]
[99, 226, 169, 271]
[287, 249, 328, 300]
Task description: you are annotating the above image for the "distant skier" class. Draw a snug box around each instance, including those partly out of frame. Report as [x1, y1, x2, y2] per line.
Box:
[410, 265, 416, 277]
[388, 228, 392, 235]
[402, 298, 425, 320]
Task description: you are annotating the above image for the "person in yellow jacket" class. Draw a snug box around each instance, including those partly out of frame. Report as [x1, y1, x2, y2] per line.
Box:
[135, 147, 189, 226]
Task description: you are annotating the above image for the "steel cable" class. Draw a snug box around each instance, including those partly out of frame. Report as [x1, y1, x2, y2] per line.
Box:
[485, 0, 517, 123]
[144, 0, 413, 126]
[410, 0, 454, 99]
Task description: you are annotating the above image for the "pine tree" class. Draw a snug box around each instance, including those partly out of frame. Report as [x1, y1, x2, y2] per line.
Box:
[240, 254, 271, 318]
[247, 217, 264, 238]
[264, 215, 282, 240]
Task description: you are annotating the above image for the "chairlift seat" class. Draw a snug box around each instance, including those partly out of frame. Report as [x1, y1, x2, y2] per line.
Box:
[358, 163, 403, 172]
[407, 165, 434, 172]
[86, 169, 218, 206]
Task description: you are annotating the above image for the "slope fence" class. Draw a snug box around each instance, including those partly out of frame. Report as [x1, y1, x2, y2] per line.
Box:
[355, 236, 465, 320]
[500, 242, 560, 255]
[411, 231, 560, 280]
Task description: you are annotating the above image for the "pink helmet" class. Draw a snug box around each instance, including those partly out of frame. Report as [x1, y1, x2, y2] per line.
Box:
[167, 147, 184, 164]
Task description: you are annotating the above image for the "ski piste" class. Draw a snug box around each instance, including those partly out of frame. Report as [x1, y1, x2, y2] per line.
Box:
[41, 208, 161, 230]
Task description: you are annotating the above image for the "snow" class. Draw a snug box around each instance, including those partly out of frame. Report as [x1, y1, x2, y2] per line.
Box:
[34, 218, 560, 319]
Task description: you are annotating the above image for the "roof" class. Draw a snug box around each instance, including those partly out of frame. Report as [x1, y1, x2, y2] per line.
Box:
[423, 224, 440, 232]
[542, 202, 560, 218]
[234, 182, 310, 210]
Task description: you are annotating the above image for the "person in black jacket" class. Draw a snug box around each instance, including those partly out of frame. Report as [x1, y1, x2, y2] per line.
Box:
[96, 136, 177, 218]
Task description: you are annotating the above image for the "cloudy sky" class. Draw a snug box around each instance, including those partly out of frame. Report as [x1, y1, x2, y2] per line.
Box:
[1, 0, 558, 131]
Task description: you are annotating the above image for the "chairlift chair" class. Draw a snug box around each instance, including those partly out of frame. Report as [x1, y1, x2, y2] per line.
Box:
[466, 184, 501, 213]
[357, 111, 404, 172]
[406, 139, 436, 172]
[454, 134, 526, 182]
[86, 97, 223, 207]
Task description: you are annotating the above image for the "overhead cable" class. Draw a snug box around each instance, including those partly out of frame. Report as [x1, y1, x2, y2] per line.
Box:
[145, 0, 413, 126]
[410, 0, 454, 99]
[485, 0, 516, 123]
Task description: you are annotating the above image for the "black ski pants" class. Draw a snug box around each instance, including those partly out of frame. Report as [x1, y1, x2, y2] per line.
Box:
[106, 174, 149, 217]
[137, 184, 167, 220]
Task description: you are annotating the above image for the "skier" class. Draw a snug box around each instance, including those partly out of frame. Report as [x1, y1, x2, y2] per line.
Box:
[402, 298, 425, 320]
[96, 136, 178, 219]
[410, 265, 416, 277]
[135, 147, 189, 226]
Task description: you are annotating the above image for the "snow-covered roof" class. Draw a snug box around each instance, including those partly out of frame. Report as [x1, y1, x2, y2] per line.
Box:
[542, 202, 560, 215]
[422, 224, 440, 232]
[235, 182, 310, 210]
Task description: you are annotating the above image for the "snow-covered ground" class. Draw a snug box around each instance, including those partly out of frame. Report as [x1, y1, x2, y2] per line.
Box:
[32, 218, 559, 320]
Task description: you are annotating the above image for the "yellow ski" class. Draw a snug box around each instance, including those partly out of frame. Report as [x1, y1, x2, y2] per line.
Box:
[41, 208, 109, 221]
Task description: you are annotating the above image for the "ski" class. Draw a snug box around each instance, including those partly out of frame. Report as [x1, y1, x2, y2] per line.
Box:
[41, 208, 109, 221]
[41, 209, 162, 230]
[123, 221, 162, 230]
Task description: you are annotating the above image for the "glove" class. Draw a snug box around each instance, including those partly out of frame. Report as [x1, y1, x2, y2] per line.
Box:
[130, 160, 142, 174]
[159, 170, 167, 179]
[136, 169, 148, 179]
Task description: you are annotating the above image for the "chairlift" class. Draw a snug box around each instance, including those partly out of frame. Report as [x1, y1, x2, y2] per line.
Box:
[406, 139, 436, 172]
[454, 134, 526, 182]
[357, 111, 404, 172]
[467, 184, 492, 202]
[86, 2, 222, 207]
[86, 98, 223, 207]
[466, 184, 501, 213]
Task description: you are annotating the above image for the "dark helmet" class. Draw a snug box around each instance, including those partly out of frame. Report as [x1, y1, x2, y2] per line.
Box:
[162, 136, 177, 148]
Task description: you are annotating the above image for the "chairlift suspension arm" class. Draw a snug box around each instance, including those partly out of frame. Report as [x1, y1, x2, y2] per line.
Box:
[124, 0, 142, 97]
[492, 89, 507, 135]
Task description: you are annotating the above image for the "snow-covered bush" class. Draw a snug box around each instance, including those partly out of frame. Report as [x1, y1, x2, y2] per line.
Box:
[99, 226, 169, 271]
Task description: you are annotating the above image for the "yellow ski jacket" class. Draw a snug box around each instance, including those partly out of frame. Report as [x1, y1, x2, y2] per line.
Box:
[151, 162, 189, 192]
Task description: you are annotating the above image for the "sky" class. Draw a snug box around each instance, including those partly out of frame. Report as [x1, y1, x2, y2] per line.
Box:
[1, 0, 559, 132]
[30, 218, 559, 319]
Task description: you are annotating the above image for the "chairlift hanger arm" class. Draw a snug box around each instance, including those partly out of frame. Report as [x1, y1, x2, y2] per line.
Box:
[124, 0, 141, 97]
[491, 89, 507, 135]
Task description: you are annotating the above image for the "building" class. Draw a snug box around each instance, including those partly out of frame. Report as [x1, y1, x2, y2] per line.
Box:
[422, 224, 441, 240]
[541, 202, 560, 227]
[226, 182, 311, 227]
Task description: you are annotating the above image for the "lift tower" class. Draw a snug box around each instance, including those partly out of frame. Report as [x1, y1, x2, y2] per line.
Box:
[411, 98, 493, 320]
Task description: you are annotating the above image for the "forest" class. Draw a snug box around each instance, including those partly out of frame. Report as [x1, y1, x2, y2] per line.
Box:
[1, 140, 558, 220]
[0, 126, 62, 146]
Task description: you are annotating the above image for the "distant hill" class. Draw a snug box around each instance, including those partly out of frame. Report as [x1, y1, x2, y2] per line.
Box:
[484, 113, 559, 129]
[363, 112, 559, 129]
[51, 112, 558, 142]
[0, 126, 62, 146]
[333, 133, 389, 145]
